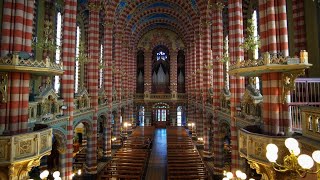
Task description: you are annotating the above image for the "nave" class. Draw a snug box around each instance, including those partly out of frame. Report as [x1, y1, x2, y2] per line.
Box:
[98, 127, 209, 180]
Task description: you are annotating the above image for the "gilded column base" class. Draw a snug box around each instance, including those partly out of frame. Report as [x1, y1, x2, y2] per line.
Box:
[0, 156, 46, 180]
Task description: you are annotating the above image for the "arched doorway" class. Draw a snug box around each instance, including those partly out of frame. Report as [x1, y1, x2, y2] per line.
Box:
[72, 120, 93, 175]
[219, 122, 231, 171]
[153, 102, 169, 128]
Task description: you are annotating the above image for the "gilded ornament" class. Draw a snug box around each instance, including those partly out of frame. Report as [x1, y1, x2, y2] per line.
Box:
[19, 140, 32, 155]
[0, 73, 8, 103]
[88, 2, 101, 12]
[282, 70, 305, 103]
[214, 2, 224, 11]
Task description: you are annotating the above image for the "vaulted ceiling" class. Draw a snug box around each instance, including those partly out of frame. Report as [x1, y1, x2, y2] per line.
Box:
[76, 0, 259, 49]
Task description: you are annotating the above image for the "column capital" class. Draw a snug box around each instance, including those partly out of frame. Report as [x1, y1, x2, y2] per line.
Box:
[214, 2, 224, 11]
[88, 2, 102, 12]
[103, 21, 113, 28]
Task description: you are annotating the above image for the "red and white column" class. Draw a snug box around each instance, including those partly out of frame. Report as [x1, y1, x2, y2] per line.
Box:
[228, 0, 245, 171]
[103, 8, 113, 159]
[0, 0, 34, 134]
[113, 28, 122, 146]
[259, 0, 290, 135]
[200, 14, 213, 158]
[212, 2, 225, 171]
[86, 1, 99, 173]
[60, 0, 77, 178]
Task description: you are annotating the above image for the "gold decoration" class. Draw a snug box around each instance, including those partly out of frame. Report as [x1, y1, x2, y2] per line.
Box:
[19, 140, 32, 155]
[40, 135, 47, 151]
[248, 160, 276, 180]
[103, 21, 113, 28]
[282, 69, 305, 103]
[214, 2, 224, 11]
[88, 2, 101, 12]
[0, 73, 8, 103]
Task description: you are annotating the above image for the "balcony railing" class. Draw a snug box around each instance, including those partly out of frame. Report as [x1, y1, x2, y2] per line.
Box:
[0, 54, 63, 75]
[300, 106, 320, 141]
[134, 93, 187, 100]
[239, 128, 287, 164]
[0, 128, 52, 164]
[289, 78, 320, 132]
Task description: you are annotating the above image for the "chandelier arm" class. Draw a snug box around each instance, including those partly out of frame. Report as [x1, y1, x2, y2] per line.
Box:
[272, 162, 290, 172]
[296, 168, 307, 178]
[307, 168, 320, 174]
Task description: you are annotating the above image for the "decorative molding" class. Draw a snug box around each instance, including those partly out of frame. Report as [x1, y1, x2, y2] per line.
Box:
[282, 69, 305, 103]
[0, 73, 8, 103]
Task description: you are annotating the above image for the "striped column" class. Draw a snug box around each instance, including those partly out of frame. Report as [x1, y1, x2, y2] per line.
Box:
[200, 14, 212, 158]
[228, 0, 245, 171]
[259, 0, 277, 54]
[103, 10, 113, 159]
[0, 0, 34, 134]
[186, 45, 191, 126]
[292, 0, 306, 55]
[192, 38, 196, 101]
[86, 1, 99, 173]
[259, 0, 290, 135]
[1, 0, 34, 56]
[60, 0, 77, 178]
[212, 3, 225, 171]
[130, 47, 136, 128]
[275, 0, 289, 56]
[113, 28, 122, 146]
[195, 26, 203, 139]
[276, 0, 290, 134]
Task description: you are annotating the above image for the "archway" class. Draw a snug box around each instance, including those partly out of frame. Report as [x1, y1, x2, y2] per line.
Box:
[98, 114, 107, 159]
[152, 102, 170, 128]
[72, 120, 93, 175]
[219, 121, 231, 171]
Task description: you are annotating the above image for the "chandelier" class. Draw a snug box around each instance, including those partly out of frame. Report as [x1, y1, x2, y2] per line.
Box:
[266, 138, 320, 178]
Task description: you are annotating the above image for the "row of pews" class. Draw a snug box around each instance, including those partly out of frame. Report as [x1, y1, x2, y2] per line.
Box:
[167, 127, 208, 180]
[99, 127, 155, 180]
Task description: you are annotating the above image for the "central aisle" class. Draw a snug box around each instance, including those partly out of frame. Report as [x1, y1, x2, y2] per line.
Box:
[145, 128, 167, 180]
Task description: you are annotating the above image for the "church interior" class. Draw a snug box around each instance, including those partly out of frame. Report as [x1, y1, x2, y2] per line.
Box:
[0, 0, 320, 180]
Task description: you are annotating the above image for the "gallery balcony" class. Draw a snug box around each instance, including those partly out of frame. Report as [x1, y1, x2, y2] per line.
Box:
[0, 53, 63, 75]
[0, 127, 52, 180]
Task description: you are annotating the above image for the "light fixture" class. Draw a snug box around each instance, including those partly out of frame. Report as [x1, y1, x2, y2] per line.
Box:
[266, 138, 320, 178]
[222, 170, 247, 180]
[78, 169, 82, 175]
[40, 170, 49, 180]
[52, 171, 60, 178]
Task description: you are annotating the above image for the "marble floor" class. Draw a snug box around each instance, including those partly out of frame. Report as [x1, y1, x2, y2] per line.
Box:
[145, 128, 167, 180]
